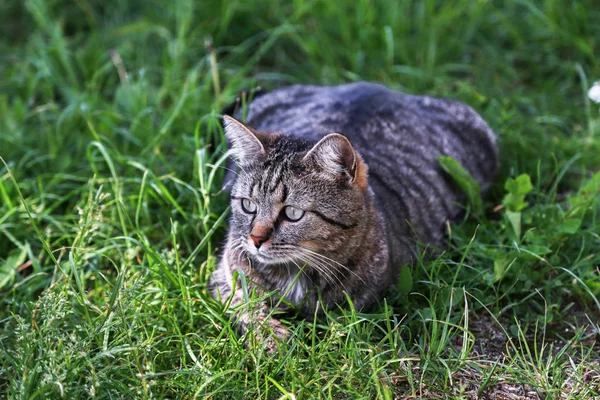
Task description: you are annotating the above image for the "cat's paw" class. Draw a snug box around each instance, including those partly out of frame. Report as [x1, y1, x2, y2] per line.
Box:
[250, 317, 291, 355]
[267, 316, 290, 340]
[234, 307, 291, 354]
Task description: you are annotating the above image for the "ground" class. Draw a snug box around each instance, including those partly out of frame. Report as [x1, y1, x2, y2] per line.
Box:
[0, 1, 599, 399]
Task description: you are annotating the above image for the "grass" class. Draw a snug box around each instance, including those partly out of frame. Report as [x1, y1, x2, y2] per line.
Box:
[1, 0, 599, 398]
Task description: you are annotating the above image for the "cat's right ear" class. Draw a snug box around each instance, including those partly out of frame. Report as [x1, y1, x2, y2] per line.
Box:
[223, 116, 266, 166]
[304, 133, 369, 189]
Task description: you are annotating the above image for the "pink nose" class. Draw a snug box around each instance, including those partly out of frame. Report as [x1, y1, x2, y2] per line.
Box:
[249, 224, 272, 249]
[249, 233, 268, 249]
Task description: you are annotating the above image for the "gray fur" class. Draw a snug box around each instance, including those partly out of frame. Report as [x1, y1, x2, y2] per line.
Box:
[210, 82, 498, 349]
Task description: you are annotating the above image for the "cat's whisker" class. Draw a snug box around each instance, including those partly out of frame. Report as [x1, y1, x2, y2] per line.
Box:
[207, 163, 241, 178]
[290, 258, 317, 288]
[232, 239, 249, 267]
[296, 253, 346, 293]
[282, 257, 319, 299]
[220, 149, 250, 176]
[212, 146, 251, 177]
[270, 250, 315, 286]
[296, 252, 353, 293]
[297, 247, 366, 284]
[294, 247, 350, 278]
[297, 248, 350, 272]
[294, 253, 334, 289]
[269, 244, 347, 291]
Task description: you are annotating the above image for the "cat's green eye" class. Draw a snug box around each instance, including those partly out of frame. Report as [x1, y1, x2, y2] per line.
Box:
[284, 206, 304, 222]
[241, 198, 257, 214]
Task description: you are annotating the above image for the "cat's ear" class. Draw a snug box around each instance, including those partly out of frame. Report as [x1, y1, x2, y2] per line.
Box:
[304, 133, 368, 188]
[223, 115, 268, 165]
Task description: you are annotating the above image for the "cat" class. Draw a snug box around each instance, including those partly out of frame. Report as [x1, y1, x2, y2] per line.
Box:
[209, 82, 499, 352]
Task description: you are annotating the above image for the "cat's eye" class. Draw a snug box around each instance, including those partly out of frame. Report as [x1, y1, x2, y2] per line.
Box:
[241, 198, 257, 214]
[283, 206, 304, 222]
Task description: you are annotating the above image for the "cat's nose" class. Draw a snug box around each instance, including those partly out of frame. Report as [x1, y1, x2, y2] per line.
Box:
[249, 225, 272, 249]
[249, 233, 269, 249]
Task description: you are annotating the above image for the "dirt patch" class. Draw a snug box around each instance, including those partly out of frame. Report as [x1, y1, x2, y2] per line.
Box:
[393, 310, 600, 399]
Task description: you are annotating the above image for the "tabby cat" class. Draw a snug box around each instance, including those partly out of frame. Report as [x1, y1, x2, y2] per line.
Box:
[209, 82, 498, 351]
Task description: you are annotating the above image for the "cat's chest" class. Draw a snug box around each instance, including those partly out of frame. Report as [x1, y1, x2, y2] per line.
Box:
[264, 265, 311, 305]
[282, 274, 309, 304]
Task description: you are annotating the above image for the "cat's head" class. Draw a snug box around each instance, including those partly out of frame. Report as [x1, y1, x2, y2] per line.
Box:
[223, 115, 369, 270]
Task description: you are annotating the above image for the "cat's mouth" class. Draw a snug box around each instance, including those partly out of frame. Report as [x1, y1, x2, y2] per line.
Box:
[246, 244, 302, 268]
[242, 239, 323, 272]
[249, 250, 292, 266]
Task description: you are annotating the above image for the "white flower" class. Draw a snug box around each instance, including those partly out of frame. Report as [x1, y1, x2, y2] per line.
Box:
[589, 81, 600, 103]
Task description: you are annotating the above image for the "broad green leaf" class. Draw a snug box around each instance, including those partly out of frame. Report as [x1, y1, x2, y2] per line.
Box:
[418, 307, 434, 321]
[503, 174, 532, 212]
[494, 258, 509, 282]
[508, 174, 533, 195]
[438, 156, 483, 213]
[557, 218, 582, 234]
[0, 247, 27, 290]
[506, 210, 522, 238]
[396, 265, 413, 294]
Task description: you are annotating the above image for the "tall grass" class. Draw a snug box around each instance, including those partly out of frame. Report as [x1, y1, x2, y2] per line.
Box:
[1, 0, 599, 398]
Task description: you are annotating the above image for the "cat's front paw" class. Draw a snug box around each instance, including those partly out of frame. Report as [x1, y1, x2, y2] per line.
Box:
[249, 316, 290, 354]
[267, 316, 290, 340]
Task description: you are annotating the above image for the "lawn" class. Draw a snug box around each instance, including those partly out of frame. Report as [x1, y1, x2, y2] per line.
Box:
[1, 0, 599, 398]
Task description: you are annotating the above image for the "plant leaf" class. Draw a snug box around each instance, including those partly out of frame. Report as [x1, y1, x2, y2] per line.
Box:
[396, 265, 413, 294]
[438, 156, 483, 213]
[557, 218, 582, 234]
[506, 210, 522, 238]
[503, 174, 532, 212]
[493, 258, 509, 282]
[0, 247, 27, 290]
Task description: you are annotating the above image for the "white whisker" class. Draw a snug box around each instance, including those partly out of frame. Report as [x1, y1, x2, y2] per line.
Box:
[297, 246, 366, 284]
[207, 163, 241, 178]
[296, 253, 345, 293]
[271, 244, 343, 289]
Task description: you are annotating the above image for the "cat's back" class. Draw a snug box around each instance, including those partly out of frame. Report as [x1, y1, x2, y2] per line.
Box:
[245, 82, 497, 185]
[244, 82, 498, 257]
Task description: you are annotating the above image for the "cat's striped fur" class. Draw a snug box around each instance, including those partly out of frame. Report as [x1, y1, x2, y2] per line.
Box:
[210, 82, 498, 351]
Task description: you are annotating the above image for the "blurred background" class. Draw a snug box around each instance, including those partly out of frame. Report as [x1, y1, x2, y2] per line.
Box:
[1, 1, 599, 398]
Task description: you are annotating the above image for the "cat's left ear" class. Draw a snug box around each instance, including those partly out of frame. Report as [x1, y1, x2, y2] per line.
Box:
[304, 133, 368, 188]
[223, 115, 270, 166]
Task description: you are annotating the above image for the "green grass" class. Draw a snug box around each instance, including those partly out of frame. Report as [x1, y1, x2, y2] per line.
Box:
[1, 0, 599, 398]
